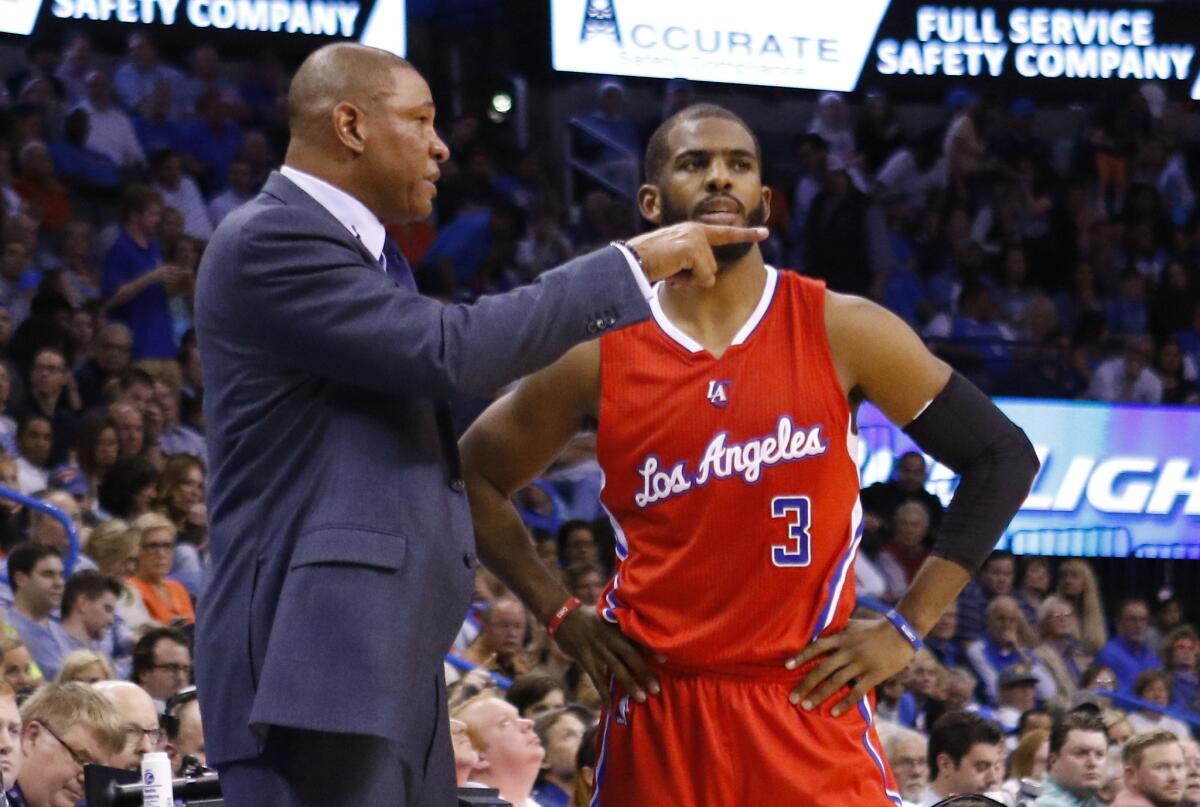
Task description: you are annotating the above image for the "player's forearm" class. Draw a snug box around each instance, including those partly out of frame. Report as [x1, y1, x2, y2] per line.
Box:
[467, 479, 574, 626]
[893, 556, 971, 636]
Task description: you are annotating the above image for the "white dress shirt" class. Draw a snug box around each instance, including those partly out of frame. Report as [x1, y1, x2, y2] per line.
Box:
[279, 165, 654, 298]
[77, 101, 146, 167]
[280, 166, 386, 263]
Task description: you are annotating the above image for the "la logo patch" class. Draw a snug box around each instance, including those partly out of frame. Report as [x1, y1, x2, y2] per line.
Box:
[706, 379, 731, 408]
[615, 694, 632, 726]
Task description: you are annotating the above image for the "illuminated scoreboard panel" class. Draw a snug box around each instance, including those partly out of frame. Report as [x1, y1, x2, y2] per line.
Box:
[857, 400, 1200, 559]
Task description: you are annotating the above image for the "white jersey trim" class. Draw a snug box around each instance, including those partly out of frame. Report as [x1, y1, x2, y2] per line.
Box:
[649, 265, 779, 354]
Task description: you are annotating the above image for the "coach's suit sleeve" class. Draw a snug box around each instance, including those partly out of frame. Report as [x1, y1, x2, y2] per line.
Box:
[220, 204, 650, 399]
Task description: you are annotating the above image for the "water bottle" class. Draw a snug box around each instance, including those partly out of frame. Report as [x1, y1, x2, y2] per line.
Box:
[140, 751, 174, 807]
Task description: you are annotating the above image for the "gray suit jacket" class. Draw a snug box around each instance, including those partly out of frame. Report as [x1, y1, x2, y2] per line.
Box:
[193, 172, 649, 767]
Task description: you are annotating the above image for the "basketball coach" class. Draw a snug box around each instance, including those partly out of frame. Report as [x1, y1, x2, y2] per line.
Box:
[194, 43, 767, 806]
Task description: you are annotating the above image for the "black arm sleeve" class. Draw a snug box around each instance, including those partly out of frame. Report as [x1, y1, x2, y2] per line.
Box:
[901, 372, 1040, 574]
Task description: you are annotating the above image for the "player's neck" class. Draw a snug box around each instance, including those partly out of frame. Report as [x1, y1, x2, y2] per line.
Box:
[659, 252, 766, 359]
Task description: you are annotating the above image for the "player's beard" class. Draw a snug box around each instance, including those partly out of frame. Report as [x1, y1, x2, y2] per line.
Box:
[659, 191, 767, 265]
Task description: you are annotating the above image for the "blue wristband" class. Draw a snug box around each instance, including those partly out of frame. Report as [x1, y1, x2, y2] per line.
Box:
[884, 609, 924, 652]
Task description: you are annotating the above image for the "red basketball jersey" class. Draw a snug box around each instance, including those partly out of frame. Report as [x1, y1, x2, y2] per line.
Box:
[596, 268, 864, 675]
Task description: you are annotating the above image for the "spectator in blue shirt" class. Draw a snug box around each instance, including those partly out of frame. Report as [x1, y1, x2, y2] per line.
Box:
[957, 550, 1017, 644]
[1161, 625, 1198, 717]
[183, 90, 242, 196]
[132, 80, 188, 158]
[49, 108, 119, 198]
[102, 186, 188, 359]
[3, 543, 71, 683]
[1094, 599, 1162, 694]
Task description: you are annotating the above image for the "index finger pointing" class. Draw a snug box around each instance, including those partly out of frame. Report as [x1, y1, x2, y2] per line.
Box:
[699, 225, 769, 245]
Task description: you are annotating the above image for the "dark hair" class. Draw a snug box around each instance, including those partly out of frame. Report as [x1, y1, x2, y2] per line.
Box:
[556, 519, 595, 563]
[1049, 711, 1107, 755]
[982, 550, 1015, 569]
[131, 627, 190, 685]
[150, 149, 179, 174]
[1078, 663, 1115, 690]
[576, 722, 598, 770]
[1017, 708, 1050, 736]
[565, 562, 603, 591]
[76, 413, 118, 478]
[1117, 598, 1149, 618]
[98, 456, 159, 519]
[17, 413, 52, 439]
[532, 704, 596, 751]
[62, 569, 122, 617]
[1133, 669, 1172, 699]
[163, 685, 198, 740]
[8, 543, 61, 595]
[113, 367, 155, 398]
[505, 672, 564, 717]
[928, 711, 1004, 775]
[644, 103, 762, 184]
[120, 185, 162, 222]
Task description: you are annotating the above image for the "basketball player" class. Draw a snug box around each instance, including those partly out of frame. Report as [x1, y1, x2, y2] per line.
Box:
[459, 104, 1039, 805]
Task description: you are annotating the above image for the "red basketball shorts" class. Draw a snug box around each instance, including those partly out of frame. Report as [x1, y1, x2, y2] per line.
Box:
[587, 665, 902, 806]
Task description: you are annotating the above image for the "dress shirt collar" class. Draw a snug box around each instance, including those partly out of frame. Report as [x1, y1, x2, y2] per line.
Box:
[280, 165, 385, 262]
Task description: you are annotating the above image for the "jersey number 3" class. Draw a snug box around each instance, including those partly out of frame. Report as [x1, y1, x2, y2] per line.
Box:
[771, 495, 812, 567]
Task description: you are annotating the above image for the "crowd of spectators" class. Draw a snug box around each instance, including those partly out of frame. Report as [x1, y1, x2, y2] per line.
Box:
[0, 27, 1198, 807]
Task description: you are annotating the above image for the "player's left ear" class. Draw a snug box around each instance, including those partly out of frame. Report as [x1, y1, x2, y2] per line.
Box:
[637, 183, 662, 226]
[760, 185, 773, 222]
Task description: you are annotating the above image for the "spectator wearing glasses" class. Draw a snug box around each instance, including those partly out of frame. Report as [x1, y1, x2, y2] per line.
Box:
[1096, 600, 1162, 694]
[9, 682, 125, 806]
[12, 348, 79, 469]
[92, 680, 163, 772]
[1037, 594, 1092, 702]
[882, 726, 929, 806]
[1161, 626, 1198, 716]
[75, 323, 132, 410]
[130, 627, 190, 709]
[127, 512, 193, 626]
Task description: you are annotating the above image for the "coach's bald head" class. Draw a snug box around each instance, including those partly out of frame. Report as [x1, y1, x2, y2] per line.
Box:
[285, 43, 449, 224]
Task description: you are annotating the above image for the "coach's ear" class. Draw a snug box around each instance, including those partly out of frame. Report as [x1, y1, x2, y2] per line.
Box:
[637, 184, 662, 226]
[474, 751, 492, 775]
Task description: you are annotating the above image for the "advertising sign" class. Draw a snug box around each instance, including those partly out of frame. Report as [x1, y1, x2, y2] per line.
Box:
[0, 0, 405, 56]
[857, 399, 1200, 558]
[551, 0, 1200, 100]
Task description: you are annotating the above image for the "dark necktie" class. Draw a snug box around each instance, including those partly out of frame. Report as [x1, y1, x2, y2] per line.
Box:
[380, 236, 418, 293]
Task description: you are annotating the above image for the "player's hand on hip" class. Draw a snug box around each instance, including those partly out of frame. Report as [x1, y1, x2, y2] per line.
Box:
[553, 607, 661, 709]
[784, 618, 918, 718]
[627, 222, 769, 288]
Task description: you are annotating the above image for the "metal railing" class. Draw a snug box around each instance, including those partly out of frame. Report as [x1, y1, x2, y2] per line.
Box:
[0, 485, 80, 576]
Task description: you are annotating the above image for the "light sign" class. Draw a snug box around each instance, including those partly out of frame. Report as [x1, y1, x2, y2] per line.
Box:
[550, 0, 892, 91]
[873, 6, 1196, 89]
[857, 399, 1200, 558]
[1, 0, 404, 55]
[551, 1, 1200, 100]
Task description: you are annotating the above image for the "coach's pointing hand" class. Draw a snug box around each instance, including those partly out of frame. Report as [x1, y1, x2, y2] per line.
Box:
[784, 618, 917, 718]
[553, 607, 661, 709]
[627, 223, 769, 288]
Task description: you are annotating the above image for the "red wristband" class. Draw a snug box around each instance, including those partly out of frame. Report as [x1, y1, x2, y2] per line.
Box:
[546, 597, 583, 638]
